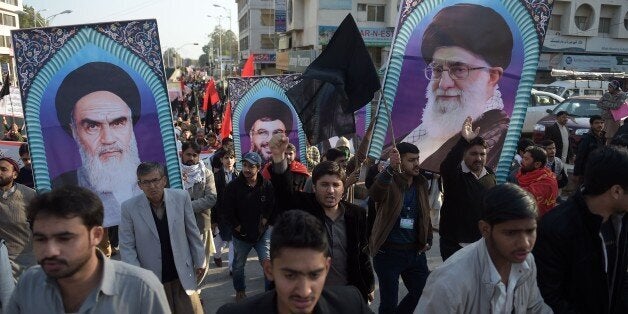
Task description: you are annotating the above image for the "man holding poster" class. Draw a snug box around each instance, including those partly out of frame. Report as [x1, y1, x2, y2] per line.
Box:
[402, 4, 512, 172]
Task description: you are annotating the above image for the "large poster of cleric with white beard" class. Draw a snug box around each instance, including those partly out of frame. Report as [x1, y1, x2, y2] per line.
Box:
[12, 20, 182, 227]
[369, 0, 553, 179]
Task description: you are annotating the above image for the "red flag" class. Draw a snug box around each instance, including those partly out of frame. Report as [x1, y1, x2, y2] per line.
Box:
[202, 80, 220, 111]
[241, 55, 254, 77]
[179, 77, 185, 94]
[220, 101, 232, 140]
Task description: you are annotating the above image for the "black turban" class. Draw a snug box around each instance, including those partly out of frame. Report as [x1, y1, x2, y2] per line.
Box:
[244, 97, 293, 134]
[421, 4, 513, 69]
[56, 62, 141, 134]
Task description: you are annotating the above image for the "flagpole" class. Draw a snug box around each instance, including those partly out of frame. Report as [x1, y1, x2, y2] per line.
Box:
[379, 95, 401, 173]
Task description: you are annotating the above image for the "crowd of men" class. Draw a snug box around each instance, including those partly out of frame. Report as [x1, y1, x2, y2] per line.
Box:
[0, 43, 627, 314]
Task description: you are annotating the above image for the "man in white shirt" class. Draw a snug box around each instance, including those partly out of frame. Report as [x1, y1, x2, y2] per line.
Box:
[416, 184, 552, 313]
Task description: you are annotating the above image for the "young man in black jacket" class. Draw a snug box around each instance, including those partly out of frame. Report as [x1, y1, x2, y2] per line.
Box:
[217, 210, 373, 314]
[223, 151, 275, 301]
[533, 146, 628, 313]
[439, 117, 496, 260]
[573, 115, 606, 184]
[267, 133, 375, 303]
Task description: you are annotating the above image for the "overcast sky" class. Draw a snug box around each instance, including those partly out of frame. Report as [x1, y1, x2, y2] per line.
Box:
[23, 0, 238, 59]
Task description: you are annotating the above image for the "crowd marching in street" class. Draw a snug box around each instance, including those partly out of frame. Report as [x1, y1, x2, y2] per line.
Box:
[0, 46, 628, 314]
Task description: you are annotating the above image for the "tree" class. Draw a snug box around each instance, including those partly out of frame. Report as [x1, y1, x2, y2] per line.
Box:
[207, 26, 238, 62]
[18, 5, 49, 29]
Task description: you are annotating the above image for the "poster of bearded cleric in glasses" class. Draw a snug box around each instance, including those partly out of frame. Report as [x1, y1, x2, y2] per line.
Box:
[369, 0, 553, 176]
[228, 75, 306, 166]
[12, 20, 182, 227]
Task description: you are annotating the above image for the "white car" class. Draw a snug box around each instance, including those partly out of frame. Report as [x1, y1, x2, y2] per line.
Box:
[522, 89, 564, 134]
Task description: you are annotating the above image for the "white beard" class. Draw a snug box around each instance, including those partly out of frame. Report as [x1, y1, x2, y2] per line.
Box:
[403, 77, 503, 159]
[76, 132, 141, 204]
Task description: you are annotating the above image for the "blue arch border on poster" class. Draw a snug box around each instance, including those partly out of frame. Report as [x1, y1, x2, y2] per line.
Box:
[232, 78, 307, 170]
[368, 0, 540, 182]
[23, 27, 182, 191]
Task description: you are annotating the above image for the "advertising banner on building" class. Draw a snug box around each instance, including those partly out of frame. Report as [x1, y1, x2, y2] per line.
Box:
[319, 26, 394, 47]
[275, 0, 287, 33]
[368, 0, 554, 181]
[11, 20, 181, 227]
[227, 75, 306, 166]
[543, 31, 586, 52]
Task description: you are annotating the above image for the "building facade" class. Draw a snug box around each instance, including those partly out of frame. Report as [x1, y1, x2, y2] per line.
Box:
[236, 0, 280, 74]
[0, 0, 21, 82]
[277, 0, 398, 73]
[537, 0, 628, 82]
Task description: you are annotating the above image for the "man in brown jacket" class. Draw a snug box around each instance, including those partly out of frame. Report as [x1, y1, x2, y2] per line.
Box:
[369, 142, 432, 314]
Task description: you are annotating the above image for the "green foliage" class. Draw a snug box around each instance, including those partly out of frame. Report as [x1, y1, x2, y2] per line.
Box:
[18, 5, 48, 29]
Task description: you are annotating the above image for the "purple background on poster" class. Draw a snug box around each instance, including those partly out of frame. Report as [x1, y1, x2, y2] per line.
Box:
[39, 44, 167, 179]
[382, 0, 524, 145]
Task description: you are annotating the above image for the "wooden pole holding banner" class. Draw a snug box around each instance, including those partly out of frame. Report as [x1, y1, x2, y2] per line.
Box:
[378, 94, 402, 173]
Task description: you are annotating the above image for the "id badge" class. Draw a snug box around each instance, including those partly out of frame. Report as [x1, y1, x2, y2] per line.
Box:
[400, 218, 414, 230]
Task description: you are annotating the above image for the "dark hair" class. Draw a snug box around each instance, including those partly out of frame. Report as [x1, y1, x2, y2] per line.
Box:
[136, 162, 166, 178]
[245, 97, 293, 134]
[286, 143, 296, 152]
[609, 134, 628, 148]
[19, 142, 29, 156]
[181, 141, 201, 154]
[325, 148, 346, 162]
[270, 210, 329, 260]
[525, 146, 547, 167]
[465, 137, 489, 152]
[221, 137, 233, 146]
[221, 148, 235, 159]
[589, 115, 603, 125]
[517, 138, 535, 153]
[583, 146, 628, 195]
[56, 62, 140, 135]
[396, 142, 419, 156]
[481, 183, 538, 225]
[27, 186, 103, 229]
[312, 161, 346, 184]
[540, 139, 555, 147]
[556, 111, 569, 117]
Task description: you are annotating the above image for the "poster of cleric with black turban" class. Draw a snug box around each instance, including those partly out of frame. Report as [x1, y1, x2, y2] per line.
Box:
[369, 0, 553, 178]
[228, 75, 306, 167]
[12, 20, 182, 227]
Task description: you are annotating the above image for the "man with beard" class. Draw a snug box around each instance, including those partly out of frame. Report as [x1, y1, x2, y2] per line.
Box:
[0, 157, 36, 278]
[515, 146, 558, 216]
[53, 62, 142, 231]
[543, 111, 572, 163]
[180, 141, 217, 279]
[7, 186, 170, 313]
[261, 143, 310, 192]
[417, 184, 551, 313]
[16, 143, 33, 188]
[245, 98, 293, 163]
[439, 117, 497, 260]
[573, 115, 606, 185]
[368, 143, 432, 313]
[402, 3, 512, 172]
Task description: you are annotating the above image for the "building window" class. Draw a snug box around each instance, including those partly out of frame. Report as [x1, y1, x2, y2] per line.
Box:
[598, 17, 611, 34]
[260, 34, 275, 49]
[574, 4, 594, 31]
[261, 9, 275, 26]
[624, 12, 628, 31]
[548, 15, 561, 31]
[4, 36, 10, 48]
[239, 12, 249, 31]
[358, 4, 385, 22]
[1, 14, 16, 27]
[0, 0, 18, 5]
[240, 36, 249, 51]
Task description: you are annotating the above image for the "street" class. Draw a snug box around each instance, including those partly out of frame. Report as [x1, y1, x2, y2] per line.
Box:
[200, 232, 444, 313]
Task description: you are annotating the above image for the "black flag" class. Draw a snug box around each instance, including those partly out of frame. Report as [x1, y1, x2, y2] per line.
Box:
[286, 14, 380, 144]
[0, 74, 9, 99]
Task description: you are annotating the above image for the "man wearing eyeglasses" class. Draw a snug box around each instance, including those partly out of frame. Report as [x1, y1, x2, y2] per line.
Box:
[245, 97, 294, 162]
[119, 162, 206, 313]
[402, 3, 512, 172]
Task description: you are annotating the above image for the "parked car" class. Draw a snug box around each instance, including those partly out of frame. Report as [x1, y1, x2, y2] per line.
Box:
[540, 80, 608, 99]
[532, 96, 603, 156]
[522, 89, 564, 134]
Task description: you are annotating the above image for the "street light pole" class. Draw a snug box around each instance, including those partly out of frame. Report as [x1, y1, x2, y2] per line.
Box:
[175, 43, 199, 68]
[45, 9, 72, 25]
